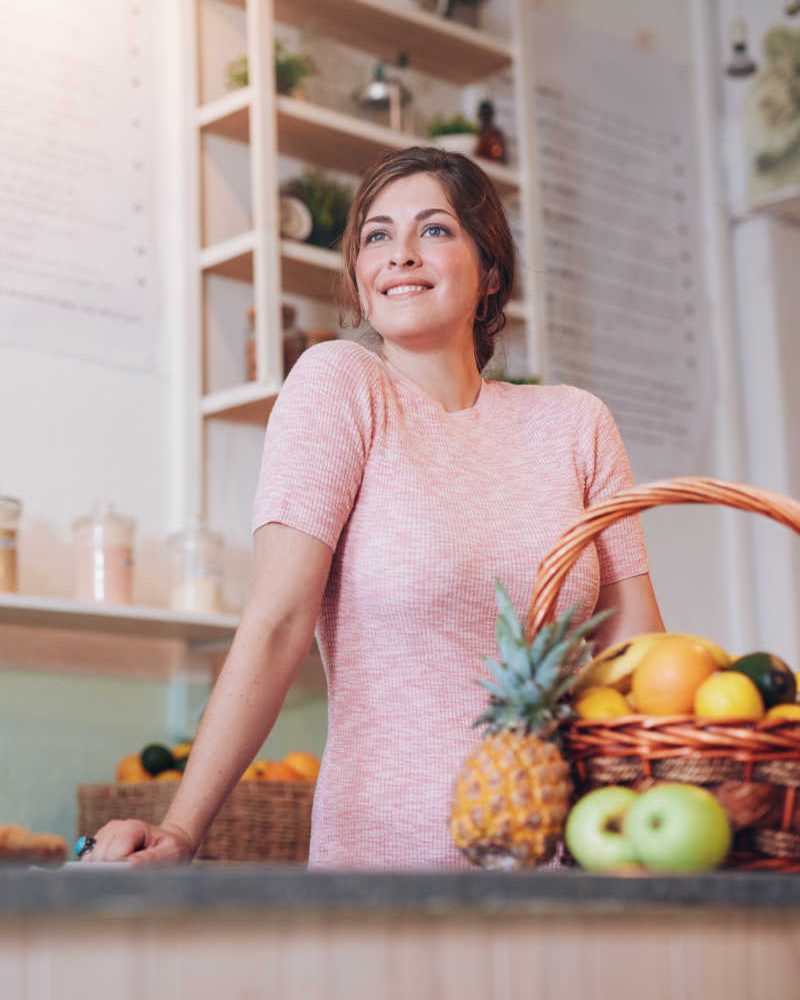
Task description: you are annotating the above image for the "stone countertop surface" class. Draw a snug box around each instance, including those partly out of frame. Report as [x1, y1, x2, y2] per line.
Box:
[2, 864, 800, 918]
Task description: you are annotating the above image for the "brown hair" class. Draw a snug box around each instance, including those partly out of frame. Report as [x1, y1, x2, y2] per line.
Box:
[338, 146, 516, 371]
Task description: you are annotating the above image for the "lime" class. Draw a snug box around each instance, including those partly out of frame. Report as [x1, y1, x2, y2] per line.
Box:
[140, 742, 176, 776]
[729, 652, 796, 708]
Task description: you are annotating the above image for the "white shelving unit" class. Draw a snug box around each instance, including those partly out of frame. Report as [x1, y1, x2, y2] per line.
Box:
[0, 594, 237, 651]
[750, 187, 800, 226]
[186, 0, 540, 442]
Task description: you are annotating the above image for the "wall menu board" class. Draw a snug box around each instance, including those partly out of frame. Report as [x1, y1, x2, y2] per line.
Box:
[0, 0, 158, 371]
[524, 9, 712, 480]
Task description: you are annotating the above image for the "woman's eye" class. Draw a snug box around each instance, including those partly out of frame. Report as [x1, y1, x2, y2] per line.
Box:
[363, 230, 388, 245]
[424, 223, 450, 237]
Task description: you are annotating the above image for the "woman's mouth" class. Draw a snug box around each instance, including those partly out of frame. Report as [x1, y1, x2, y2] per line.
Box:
[383, 283, 432, 297]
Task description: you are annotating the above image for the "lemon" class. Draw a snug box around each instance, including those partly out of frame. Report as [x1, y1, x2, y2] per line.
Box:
[574, 685, 632, 720]
[765, 703, 800, 721]
[693, 671, 765, 721]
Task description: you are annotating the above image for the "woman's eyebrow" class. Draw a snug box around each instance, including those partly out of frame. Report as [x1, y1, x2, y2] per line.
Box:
[362, 207, 456, 227]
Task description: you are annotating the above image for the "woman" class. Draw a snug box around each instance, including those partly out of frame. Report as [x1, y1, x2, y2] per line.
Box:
[85, 147, 663, 869]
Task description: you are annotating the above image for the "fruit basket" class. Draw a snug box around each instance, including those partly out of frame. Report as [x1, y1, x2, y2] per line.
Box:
[525, 477, 800, 871]
[77, 780, 314, 863]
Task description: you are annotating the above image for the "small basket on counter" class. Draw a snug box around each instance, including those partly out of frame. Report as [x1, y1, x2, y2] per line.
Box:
[523, 476, 800, 871]
[77, 780, 314, 863]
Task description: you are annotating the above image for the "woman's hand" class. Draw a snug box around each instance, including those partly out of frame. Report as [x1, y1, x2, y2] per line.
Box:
[82, 819, 195, 866]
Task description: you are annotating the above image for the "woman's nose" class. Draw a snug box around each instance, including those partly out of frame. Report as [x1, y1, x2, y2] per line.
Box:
[389, 236, 420, 267]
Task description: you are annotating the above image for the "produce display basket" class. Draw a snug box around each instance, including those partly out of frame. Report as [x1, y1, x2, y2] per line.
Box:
[524, 476, 800, 871]
[77, 780, 314, 862]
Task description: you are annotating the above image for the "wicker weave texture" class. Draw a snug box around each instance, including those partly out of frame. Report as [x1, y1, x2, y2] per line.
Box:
[78, 782, 314, 862]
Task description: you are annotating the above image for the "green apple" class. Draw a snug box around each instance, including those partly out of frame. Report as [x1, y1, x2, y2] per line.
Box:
[623, 783, 732, 873]
[564, 786, 640, 871]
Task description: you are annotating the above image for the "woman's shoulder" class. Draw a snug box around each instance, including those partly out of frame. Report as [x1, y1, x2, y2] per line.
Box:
[291, 338, 382, 381]
[491, 379, 605, 419]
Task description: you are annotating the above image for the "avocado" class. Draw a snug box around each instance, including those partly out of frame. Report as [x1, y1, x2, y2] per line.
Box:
[139, 742, 176, 777]
[729, 652, 796, 708]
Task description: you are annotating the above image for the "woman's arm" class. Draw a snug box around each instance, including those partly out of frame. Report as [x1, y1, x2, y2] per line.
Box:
[86, 522, 332, 864]
[590, 573, 665, 651]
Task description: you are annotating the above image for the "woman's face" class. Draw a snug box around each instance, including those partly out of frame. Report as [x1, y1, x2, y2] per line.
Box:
[354, 172, 483, 350]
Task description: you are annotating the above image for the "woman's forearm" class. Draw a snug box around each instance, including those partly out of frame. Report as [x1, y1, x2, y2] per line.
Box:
[159, 609, 313, 851]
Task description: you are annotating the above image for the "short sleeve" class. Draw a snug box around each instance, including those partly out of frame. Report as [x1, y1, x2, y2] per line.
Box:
[251, 341, 379, 550]
[580, 394, 649, 586]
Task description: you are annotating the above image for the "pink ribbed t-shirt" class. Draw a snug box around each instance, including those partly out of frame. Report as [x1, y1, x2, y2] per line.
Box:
[252, 340, 648, 870]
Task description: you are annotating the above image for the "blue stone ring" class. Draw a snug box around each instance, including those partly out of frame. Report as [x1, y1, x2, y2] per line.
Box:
[75, 835, 96, 859]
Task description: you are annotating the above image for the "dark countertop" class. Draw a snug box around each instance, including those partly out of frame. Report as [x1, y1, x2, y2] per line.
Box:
[3, 864, 800, 918]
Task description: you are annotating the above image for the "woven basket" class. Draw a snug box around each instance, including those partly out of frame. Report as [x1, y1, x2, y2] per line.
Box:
[77, 780, 314, 862]
[524, 476, 800, 870]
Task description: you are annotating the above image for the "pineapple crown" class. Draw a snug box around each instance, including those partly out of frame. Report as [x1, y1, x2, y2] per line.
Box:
[474, 581, 614, 739]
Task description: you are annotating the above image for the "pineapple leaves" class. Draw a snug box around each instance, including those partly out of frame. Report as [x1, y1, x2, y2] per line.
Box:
[476, 588, 618, 734]
[494, 580, 523, 643]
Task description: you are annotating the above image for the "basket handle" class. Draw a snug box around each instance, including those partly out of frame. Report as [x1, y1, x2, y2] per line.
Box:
[524, 476, 800, 642]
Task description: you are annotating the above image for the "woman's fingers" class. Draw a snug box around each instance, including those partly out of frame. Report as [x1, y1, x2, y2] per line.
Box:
[82, 819, 150, 862]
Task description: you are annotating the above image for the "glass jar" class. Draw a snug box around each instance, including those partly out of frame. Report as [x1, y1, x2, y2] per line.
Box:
[167, 521, 224, 615]
[73, 504, 136, 605]
[0, 496, 22, 594]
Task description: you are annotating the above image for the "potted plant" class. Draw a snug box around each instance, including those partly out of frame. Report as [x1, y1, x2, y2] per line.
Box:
[281, 172, 352, 250]
[226, 42, 316, 97]
[274, 40, 316, 97]
[428, 113, 478, 156]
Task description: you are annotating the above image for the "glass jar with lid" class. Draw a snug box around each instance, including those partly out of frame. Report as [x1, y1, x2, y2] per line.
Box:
[73, 504, 136, 605]
[167, 520, 224, 615]
[0, 496, 22, 594]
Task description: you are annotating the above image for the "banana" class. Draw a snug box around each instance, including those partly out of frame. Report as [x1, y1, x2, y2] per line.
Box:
[674, 634, 731, 668]
[576, 632, 668, 694]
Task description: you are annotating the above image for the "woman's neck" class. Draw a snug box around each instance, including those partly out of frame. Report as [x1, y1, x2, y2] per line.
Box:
[381, 341, 482, 412]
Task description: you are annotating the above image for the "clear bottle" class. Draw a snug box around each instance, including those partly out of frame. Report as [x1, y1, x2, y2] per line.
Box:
[73, 504, 136, 605]
[475, 99, 508, 164]
[0, 496, 22, 594]
[167, 520, 224, 615]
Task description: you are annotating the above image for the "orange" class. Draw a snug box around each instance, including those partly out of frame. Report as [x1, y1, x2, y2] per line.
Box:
[694, 671, 765, 721]
[240, 762, 262, 781]
[282, 751, 320, 782]
[574, 686, 632, 720]
[115, 753, 151, 782]
[765, 703, 800, 722]
[631, 635, 718, 716]
[260, 761, 302, 782]
[154, 769, 182, 781]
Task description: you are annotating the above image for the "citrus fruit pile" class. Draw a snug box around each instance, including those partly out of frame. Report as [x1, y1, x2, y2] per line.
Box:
[574, 631, 799, 722]
[114, 742, 319, 784]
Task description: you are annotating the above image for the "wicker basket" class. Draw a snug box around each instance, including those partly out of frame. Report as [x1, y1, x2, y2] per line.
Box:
[77, 780, 314, 862]
[523, 476, 800, 870]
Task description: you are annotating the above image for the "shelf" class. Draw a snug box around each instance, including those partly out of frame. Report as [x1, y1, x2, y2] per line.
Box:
[197, 87, 251, 142]
[202, 381, 280, 423]
[280, 239, 342, 299]
[505, 299, 527, 323]
[278, 97, 519, 195]
[0, 594, 238, 649]
[267, 0, 511, 84]
[750, 188, 800, 225]
[199, 232, 256, 282]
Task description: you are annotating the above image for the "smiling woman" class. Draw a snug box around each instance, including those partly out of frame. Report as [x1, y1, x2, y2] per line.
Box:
[84, 146, 663, 872]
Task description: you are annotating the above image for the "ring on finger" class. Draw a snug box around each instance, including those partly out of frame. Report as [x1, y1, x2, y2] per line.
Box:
[75, 835, 97, 859]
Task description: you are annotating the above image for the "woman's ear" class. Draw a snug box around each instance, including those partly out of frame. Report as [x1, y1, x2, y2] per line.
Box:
[484, 265, 501, 296]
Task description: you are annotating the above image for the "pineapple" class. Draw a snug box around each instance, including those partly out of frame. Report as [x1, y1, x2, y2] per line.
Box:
[450, 582, 611, 870]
